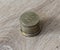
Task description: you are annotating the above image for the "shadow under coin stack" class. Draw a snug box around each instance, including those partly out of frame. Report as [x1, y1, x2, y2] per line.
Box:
[20, 11, 41, 37]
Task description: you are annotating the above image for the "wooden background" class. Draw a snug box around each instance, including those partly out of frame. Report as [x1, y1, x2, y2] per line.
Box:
[0, 0, 60, 50]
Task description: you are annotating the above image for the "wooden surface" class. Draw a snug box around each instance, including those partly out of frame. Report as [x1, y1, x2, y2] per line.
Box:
[0, 0, 60, 50]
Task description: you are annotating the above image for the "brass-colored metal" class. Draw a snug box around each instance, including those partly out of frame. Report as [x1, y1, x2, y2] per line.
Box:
[20, 11, 41, 37]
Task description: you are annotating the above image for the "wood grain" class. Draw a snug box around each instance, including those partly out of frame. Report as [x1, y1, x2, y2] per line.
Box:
[0, 0, 60, 50]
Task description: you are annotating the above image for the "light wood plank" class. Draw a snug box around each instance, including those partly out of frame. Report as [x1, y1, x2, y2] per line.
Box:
[0, 0, 60, 50]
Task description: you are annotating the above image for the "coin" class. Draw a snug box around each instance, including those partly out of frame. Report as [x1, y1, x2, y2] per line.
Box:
[20, 11, 41, 37]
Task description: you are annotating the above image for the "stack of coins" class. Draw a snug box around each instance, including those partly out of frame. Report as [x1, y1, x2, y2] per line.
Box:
[20, 11, 41, 37]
